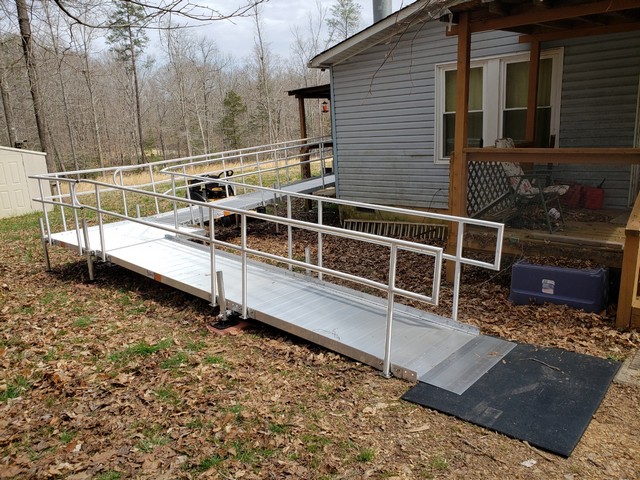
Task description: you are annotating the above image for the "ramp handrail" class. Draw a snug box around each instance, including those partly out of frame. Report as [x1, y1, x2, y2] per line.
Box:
[31, 141, 504, 378]
[36, 137, 332, 225]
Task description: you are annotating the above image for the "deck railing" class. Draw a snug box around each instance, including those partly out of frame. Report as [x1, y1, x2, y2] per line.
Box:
[463, 146, 640, 329]
[617, 192, 640, 329]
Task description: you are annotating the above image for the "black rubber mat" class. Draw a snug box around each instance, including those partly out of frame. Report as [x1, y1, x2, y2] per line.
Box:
[402, 343, 620, 457]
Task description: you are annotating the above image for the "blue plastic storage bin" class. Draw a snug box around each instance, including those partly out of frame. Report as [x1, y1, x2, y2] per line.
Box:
[509, 261, 608, 313]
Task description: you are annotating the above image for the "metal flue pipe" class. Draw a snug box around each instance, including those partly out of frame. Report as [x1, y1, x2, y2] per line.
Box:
[373, 0, 392, 23]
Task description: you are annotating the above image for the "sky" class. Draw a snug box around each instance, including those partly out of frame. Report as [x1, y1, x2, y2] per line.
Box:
[186, 0, 410, 61]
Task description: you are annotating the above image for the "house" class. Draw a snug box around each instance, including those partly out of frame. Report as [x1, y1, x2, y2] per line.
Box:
[308, 0, 640, 328]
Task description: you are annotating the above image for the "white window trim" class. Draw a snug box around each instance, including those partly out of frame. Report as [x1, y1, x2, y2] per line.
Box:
[434, 48, 564, 164]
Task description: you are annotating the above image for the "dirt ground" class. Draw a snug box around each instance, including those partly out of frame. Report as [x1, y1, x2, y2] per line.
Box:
[1, 211, 640, 479]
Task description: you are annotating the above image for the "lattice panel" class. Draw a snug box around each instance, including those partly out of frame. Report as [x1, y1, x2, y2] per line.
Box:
[467, 161, 512, 218]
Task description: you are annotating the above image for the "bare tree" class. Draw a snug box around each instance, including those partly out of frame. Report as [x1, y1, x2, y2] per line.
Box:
[49, 0, 267, 28]
[42, 1, 80, 170]
[106, 1, 148, 163]
[71, 22, 105, 167]
[15, 0, 52, 171]
[252, 4, 277, 145]
[0, 35, 21, 147]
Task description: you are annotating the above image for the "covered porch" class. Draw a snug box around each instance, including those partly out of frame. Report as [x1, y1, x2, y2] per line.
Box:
[446, 0, 640, 328]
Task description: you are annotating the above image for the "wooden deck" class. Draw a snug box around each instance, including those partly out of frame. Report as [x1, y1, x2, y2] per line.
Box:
[466, 209, 628, 267]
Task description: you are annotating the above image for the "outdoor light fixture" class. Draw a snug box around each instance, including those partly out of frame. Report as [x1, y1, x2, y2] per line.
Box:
[321, 101, 329, 113]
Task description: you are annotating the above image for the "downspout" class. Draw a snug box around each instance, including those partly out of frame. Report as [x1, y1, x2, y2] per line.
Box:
[329, 68, 340, 198]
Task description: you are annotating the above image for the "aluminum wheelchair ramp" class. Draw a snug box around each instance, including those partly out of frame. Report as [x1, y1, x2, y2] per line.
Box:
[49, 221, 514, 392]
[148, 175, 335, 228]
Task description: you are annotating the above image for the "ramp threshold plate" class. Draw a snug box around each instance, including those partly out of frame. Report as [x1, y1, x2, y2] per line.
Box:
[50, 220, 514, 391]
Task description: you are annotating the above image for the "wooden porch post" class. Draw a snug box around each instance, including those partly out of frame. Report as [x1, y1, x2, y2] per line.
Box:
[298, 97, 311, 179]
[447, 11, 471, 282]
[525, 39, 541, 145]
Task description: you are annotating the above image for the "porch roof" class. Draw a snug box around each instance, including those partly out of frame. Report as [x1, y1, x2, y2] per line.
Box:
[309, 0, 640, 68]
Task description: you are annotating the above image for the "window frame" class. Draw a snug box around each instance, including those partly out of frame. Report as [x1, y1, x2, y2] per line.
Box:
[434, 48, 564, 164]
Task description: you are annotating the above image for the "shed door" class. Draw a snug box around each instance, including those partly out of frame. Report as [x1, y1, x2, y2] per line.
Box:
[0, 152, 31, 218]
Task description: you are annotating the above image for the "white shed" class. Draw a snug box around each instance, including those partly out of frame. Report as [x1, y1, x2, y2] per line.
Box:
[0, 146, 52, 219]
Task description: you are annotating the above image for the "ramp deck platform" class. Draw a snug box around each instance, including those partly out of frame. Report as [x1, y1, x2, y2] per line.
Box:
[50, 218, 514, 391]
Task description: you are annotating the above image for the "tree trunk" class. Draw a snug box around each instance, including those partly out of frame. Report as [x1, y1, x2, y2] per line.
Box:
[81, 46, 105, 168]
[128, 25, 146, 164]
[15, 0, 54, 172]
[0, 71, 17, 147]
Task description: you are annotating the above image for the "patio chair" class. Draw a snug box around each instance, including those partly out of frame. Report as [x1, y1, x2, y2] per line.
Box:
[500, 162, 569, 233]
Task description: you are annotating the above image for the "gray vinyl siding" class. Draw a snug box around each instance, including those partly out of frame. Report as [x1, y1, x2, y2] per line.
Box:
[550, 32, 640, 208]
[332, 22, 525, 209]
[331, 23, 640, 210]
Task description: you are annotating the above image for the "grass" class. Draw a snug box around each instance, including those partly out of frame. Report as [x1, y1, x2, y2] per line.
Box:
[137, 426, 171, 453]
[1, 376, 31, 402]
[160, 352, 188, 370]
[193, 454, 224, 472]
[59, 431, 76, 444]
[95, 472, 122, 480]
[203, 355, 228, 367]
[356, 447, 375, 462]
[302, 434, 331, 454]
[429, 455, 449, 470]
[73, 316, 93, 328]
[268, 423, 288, 434]
[108, 338, 173, 363]
[153, 387, 181, 405]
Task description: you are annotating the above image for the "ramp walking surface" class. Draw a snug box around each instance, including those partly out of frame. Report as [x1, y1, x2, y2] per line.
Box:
[402, 343, 620, 457]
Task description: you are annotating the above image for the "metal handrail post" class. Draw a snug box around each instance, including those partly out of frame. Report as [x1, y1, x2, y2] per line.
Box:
[149, 165, 160, 214]
[304, 246, 311, 276]
[382, 245, 398, 378]
[81, 219, 95, 281]
[209, 206, 217, 307]
[240, 156, 247, 194]
[287, 195, 293, 271]
[94, 184, 106, 261]
[320, 144, 326, 189]
[255, 153, 263, 187]
[38, 217, 51, 272]
[451, 221, 465, 322]
[183, 165, 196, 225]
[317, 201, 323, 281]
[70, 183, 83, 254]
[56, 180, 67, 231]
[119, 170, 128, 217]
[285, 147, 291, 185]
[222, 158, 231, 198]
[171, 175, 178, 230]
[241, 213, 248, 319]
[186, 186, 196, 226]
[38, 180, 51, 242]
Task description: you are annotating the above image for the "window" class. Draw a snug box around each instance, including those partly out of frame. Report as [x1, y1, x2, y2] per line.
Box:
[435, 49, 563, 163]
[443, 67, 484, 157]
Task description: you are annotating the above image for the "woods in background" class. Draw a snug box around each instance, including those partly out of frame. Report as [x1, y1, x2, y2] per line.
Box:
[0, 0, 347, 171]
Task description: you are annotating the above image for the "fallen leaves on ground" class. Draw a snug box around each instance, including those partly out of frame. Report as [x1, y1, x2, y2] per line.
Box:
[1, 210, 639, 479]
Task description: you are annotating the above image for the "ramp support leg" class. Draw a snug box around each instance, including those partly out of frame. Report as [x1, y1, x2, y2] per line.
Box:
[213, 270, 239, 329]
[216, 270, 228, 321]
[38, 217, 51, 272]
[81, 219, 95, 281]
